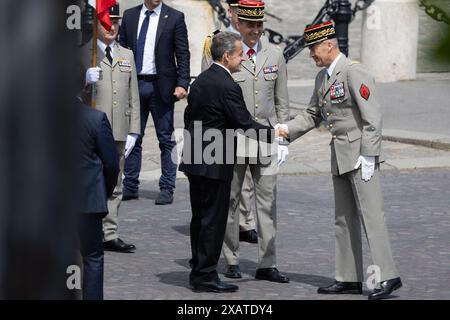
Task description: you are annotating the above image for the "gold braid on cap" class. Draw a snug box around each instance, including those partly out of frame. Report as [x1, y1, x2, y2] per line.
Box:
[237, 8, 264, 17]
[305, 28, 336, 43]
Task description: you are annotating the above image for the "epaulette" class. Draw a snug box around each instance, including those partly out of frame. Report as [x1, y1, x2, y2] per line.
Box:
[203, 30, 221, 60]
[350, 60, 360, 65]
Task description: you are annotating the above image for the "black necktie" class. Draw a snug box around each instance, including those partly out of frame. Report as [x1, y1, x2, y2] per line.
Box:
[136, 10, 154, 73]
[105, 46, 113, 65]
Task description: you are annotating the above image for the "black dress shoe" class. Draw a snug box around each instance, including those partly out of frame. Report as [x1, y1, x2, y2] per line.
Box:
[224, 265, 242, 279]
[368, 277, 402, 300]
[103, 238, 136, 253]
[317, 281, 362, 294]
[255, 268, 289, 283]
[122, 190, 138, 201]
[155, 190, 173, 205]
[239, 229, 258, 243]
[192, 280, 239, 293]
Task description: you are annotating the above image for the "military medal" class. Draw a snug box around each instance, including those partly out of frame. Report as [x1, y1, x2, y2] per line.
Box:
[263, 65, 278, 74]
[118, 59, 131, 67]
[330, 82, 345, 99]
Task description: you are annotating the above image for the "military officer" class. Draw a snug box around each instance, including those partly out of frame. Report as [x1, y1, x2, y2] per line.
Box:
[83, 4, 140, 253]
[222, 0, 290, 282]
[278, 21, 402, 300]
[201, 0, 259, 246]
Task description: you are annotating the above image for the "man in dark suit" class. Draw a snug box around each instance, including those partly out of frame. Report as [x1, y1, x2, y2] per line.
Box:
[179, 32, 274, 293]
[119, 0, 190, 205]
[77, 99, 120, 300]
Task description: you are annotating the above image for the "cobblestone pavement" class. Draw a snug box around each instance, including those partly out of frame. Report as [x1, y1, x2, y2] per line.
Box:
[104, 168, 450, 300]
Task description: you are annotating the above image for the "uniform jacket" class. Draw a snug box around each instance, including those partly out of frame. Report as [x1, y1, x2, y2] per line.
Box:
[82, 41, 140, 142]
[179, 63, 272, 181]
[119, 3, 191, 104]
[233, 36, 289, 157]
[78, 101, 120, 214]
[287, 56, 384, 175]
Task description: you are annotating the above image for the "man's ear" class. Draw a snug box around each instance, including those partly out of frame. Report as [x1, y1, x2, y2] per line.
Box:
[236, 20, 241, 31]
[223, 52, 230, 64]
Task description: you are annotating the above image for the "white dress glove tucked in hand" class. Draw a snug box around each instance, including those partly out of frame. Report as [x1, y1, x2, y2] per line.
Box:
[354, 155, 375, 181]
[124, 134, 138, 159]
[276, 137, 289, 168]
[86, 67, 101, 85]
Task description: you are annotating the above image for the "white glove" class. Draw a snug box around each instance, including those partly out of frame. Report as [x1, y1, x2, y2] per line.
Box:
[354, 155, 375, 182]
[124, 134, 138, 158]
[276, 137, 289, 168]
[86, 67, 101, 85]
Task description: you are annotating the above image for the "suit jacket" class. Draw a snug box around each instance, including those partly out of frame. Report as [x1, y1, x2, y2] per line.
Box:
[119, 3, 191, 104]
[179, 63, 272, 181]
[287, 55, 384, 176]
[81, 42, 140, 141]
[78, 100, 120, 214]
[232, 36, 290, 158]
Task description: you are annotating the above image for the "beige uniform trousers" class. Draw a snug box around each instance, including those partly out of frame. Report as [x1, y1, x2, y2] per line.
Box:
[333, 166, 399, 282]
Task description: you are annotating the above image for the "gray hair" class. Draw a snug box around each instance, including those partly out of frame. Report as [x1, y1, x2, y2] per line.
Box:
[328, 38, 339, 48]
[211, 32, 242, 61]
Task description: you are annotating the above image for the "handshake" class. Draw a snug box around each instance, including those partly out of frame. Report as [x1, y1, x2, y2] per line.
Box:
[275, 124, 289, 140]
[274, 124, 290, 168]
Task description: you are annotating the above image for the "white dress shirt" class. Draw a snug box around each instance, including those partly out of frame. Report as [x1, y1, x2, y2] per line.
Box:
[242, 41, 259, 65]
[137, 2, 162, 75]
[327, 52, 343, 78]
[97, 39, 116, 59]
[214, 62, 231, 76]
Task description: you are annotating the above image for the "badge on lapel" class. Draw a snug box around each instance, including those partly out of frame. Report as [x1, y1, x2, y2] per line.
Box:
[263, 65, 278, 74]
[330, 82, 345, 99]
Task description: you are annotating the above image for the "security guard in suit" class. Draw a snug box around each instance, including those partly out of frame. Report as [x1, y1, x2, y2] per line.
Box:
[83, 5, 140, 253]
[201, 0, 258, 247]
[280, 21, 402, 300]
[221, 0, 290, 282]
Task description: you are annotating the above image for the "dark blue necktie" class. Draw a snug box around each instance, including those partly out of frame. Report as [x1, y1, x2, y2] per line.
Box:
[136, 10, 153, 74]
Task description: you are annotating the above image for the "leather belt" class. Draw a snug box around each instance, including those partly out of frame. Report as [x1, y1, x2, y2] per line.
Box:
[138, 74, 157, 81]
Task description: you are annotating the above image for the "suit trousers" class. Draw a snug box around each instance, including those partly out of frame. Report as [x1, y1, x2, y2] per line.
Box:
[188, 174, 231, 284]
[103, 141, 125, 242]
[223, 161, 277, 269]
[333, 167, 399, 282]
[123, 80, 176, 194]
[238, 168, 256, 231]
[78, 213, 105, 300]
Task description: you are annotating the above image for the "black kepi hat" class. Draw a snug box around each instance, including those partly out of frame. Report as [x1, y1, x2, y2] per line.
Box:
[109, 4, 121, 19]
[237, 0, 266, 22]
[304, 21, 336, 46]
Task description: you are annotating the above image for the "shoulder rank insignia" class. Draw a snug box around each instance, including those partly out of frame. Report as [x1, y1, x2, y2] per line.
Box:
[330, 82, 345, 99]
[263, 65, 278, 74]
[359, 84, 370, 101]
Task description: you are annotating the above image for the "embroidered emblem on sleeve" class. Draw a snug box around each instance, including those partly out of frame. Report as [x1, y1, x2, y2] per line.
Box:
[359, 84, 370, 101]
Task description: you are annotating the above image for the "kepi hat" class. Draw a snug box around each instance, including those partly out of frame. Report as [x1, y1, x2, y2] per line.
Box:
[237, 0, 266, 22]
[304, 21, 336, 46]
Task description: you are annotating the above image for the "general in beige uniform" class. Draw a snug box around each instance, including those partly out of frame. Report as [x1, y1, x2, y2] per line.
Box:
[82, 6, 140, 252]
[221, 0, 290, 283]
[283, 21, 401, 300]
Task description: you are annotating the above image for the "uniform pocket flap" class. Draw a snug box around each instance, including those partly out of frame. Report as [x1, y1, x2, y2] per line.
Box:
[118, 66, 132, 72]
[263, 73, 278, 81]
[347, 129, 362, 142]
